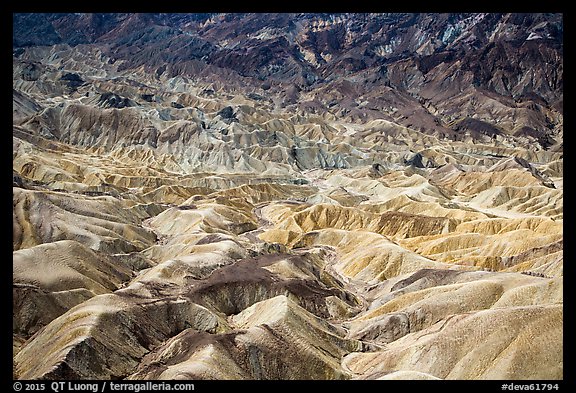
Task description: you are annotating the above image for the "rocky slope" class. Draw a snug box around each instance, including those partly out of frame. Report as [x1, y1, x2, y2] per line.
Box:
[13, 13, 562, 380]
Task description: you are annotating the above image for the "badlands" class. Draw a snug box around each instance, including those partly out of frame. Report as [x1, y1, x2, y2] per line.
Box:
[13, 13, 562, 380]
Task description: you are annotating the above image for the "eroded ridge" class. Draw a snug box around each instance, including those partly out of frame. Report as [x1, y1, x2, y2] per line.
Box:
[13, 12, 562, 380]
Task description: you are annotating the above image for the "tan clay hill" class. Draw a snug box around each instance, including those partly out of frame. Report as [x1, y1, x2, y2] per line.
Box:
[13, 13, 562, 380]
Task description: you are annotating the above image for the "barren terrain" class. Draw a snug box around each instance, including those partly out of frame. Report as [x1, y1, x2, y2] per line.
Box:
[13, 13, 562, 380]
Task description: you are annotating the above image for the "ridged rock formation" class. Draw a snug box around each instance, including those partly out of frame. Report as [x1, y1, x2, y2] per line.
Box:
[13, 13, 562, 381]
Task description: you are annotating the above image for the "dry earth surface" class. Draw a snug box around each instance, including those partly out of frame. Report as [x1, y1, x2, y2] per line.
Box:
[13, 13, 562, 380]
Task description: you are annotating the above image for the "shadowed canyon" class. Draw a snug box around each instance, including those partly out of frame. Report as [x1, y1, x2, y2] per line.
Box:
[13, 13, 563, 380]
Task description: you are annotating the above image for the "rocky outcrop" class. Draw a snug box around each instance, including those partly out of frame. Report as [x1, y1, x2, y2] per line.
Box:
[12, 13, 563, 151]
